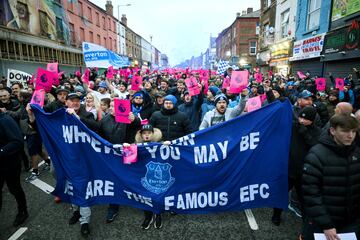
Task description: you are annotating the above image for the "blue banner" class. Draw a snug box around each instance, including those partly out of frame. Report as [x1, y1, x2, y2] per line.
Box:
[32, 100, 292, 214]
[82, 42, 129, 68]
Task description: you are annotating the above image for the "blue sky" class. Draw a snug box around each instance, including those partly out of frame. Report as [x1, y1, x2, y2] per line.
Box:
[90, 0, 260, 66]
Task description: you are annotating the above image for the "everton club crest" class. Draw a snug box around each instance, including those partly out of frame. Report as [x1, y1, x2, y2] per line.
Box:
[141, 161, 175, 194]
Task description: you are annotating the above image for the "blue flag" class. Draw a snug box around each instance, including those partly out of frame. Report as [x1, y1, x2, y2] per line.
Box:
[32, 100, 292, 214]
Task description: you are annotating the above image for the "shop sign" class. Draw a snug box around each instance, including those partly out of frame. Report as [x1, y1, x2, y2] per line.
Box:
[290, 33, 325, 61]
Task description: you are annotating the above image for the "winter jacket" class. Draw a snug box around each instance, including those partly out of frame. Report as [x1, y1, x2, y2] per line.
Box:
[150, 107, 193, 141]
[288, 121, 321, 179]
[0, 112, 24, 171]
[339, 89, 355, 106]
[200, 98, 215, 121]
[313, 101, 330, 128]
[135, 128, 162, 144]
[178, 94, 204, 131]
[302, 131, 360, 230]
[199, 96, 246, 130]
[0, 99, 21, 122]
[43, 100, 65, 113]
[77, 105, 100, 132]
[99, 114, 141, 144]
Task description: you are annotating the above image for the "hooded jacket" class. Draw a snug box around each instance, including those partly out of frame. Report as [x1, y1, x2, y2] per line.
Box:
[135, 128, 162, 144]
[302, 131, 360, 230]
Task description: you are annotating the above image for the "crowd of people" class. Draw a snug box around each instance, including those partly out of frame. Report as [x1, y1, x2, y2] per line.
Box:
[1, 66, 360, 239]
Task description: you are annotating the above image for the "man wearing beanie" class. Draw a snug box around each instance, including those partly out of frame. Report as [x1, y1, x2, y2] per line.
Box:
[199, 90, 248, 130]
[150, 94, 193, 141]
[200, 86, 220, 121]
[271, 106, 321, 226]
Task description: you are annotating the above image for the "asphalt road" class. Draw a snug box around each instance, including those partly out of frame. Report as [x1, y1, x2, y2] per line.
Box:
[1, 169, 302, 240]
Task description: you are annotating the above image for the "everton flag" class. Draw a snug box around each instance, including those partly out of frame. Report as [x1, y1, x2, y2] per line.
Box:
[32, 100, 292, 214]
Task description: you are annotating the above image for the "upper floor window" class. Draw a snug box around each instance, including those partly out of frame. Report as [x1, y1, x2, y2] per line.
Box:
[307, 0, 321, 30]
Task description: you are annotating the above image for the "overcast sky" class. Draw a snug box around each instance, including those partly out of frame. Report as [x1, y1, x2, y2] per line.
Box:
[90, 0, 260, 66]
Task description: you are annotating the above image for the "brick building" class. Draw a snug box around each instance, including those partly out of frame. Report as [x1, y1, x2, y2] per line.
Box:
[216, 8, 260, 69]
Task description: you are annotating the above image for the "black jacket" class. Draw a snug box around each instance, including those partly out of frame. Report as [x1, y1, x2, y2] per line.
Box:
[0, 112, 24, 171]
[77, 105, 100, 132]
[99, 114, 140, 144]
[313, 101, 330, 128]
[0, 99, 21, 122]
[302, 131, 360, 230]
[288, 121, 321, 179]
[178, 94, 204, 131]
[150, 107, 193, 141]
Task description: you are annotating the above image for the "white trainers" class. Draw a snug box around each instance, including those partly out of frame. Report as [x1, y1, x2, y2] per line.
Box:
[25, 172, 39, 182]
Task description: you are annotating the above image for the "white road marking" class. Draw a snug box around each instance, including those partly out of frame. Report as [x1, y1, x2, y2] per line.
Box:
[8, 227, 28, 240]
[30, 178, 54, 194]
[244, 209, 259, 230]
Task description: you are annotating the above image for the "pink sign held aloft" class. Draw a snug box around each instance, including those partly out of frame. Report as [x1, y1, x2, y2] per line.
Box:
[203, 77, 209, 95]
[131, 75, 142, 91]
[222, 77, 230, 89]
[35, 68, 54, 92]
[335, 78, 345, 91]
[246, 96, 262, 112]
[46, 62, 58, 73]
[229, 70, 249, 94]
[106, 66, 114, 79]
[297, 71, 306, 79]
[315, 78, 326, 91]
[83, 68, 90, 85]
[123, 145, 138, 164]
[201, 70, 209, 81]
[185, 77, 201, 96]
[114, 99, 131, 124]
[30, 89, 45, 108]
[255, 73, 263, 83]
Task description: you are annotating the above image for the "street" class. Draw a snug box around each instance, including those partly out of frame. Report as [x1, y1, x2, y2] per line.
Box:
[1, 168, 302, 240]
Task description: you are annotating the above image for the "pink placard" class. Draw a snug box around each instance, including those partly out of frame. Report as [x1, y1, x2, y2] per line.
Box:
[46, 62, 58, 73]
[35, 68, 54, 92]
[222, 76, 230, 89]
[185, 77, 200, 96]
[247, 96, 262, 112]
[297, 71, 306, 79]
[123, 145, 138, 164]
[131, 75, 142, 91]
[106, 66, 114, 79]
[315, 78, 326, 91]
[50, 71, 60, 86]
[229, 70, 249, 94]
[114, 99, 131, 124]
[335, 78, 344, 91]
[83, 68, 90, 85]
[203, 77, 209, 95]
[255, 73, 263, 83]
[30, 89, 45, 108]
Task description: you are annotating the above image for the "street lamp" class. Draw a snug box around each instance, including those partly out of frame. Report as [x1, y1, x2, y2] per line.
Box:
[117, 3, 131, 21]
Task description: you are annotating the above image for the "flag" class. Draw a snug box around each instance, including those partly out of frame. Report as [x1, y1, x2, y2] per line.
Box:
[217, 60, 229, 75]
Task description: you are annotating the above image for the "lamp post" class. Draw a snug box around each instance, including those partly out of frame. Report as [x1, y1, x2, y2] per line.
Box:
[117, 3, 131, 21]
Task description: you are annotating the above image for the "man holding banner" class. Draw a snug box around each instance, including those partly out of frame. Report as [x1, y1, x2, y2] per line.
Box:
[199, 91, 248, 130]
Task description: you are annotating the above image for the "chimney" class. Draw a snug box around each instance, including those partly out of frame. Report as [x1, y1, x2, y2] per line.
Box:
[242, 10, 247, 15]
[247, 8, 253, 14]
[121, 14, 127, 26]
[236, 12, 241, 17]
[105, 1, 113, 16]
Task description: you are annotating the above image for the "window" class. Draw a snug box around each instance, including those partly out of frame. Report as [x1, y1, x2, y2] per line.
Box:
[103, 37, 107, 47]
[249, 41, 257, 55]
[281, 9, 290, 38]
[39, 10, 49, 37]
[109, 37, 112, 50]
[68, 1, 74, 12]
[89, 31, 93, 43]
[79, 1, 83, 17]
[69, 23, 75, 44]
[307, 0, 321, 30]
[108, 18, 111, 30]
[113, 21, 116, 32]
[97, 34, 100, 44]
[56, 17, 64, 40]
[88, 7, 92, 22]
[80, 27, 85, 42]
[102, 16, 106, 29]
[96, 12, 100, 26]
[233, 27, 236, 39]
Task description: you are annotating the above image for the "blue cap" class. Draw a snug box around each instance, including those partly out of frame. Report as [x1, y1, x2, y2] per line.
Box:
[164, 94, 177, 105]
[299, 90, 313, 99]
[98, 81, 108, 89]
[209, 86, 220, 96]
[133, 92, 144, 98]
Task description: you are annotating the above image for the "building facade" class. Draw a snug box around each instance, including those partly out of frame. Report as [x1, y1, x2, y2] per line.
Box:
[257, 0, 276, 73]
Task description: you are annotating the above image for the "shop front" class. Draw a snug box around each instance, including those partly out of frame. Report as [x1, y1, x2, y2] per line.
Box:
[290, 33, 325, 77]
[269, 40, 293, 76]
[322, 20, 360, 77]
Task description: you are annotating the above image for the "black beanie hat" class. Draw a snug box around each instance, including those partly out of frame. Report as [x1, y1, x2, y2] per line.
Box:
[299, 106, 317, 122]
